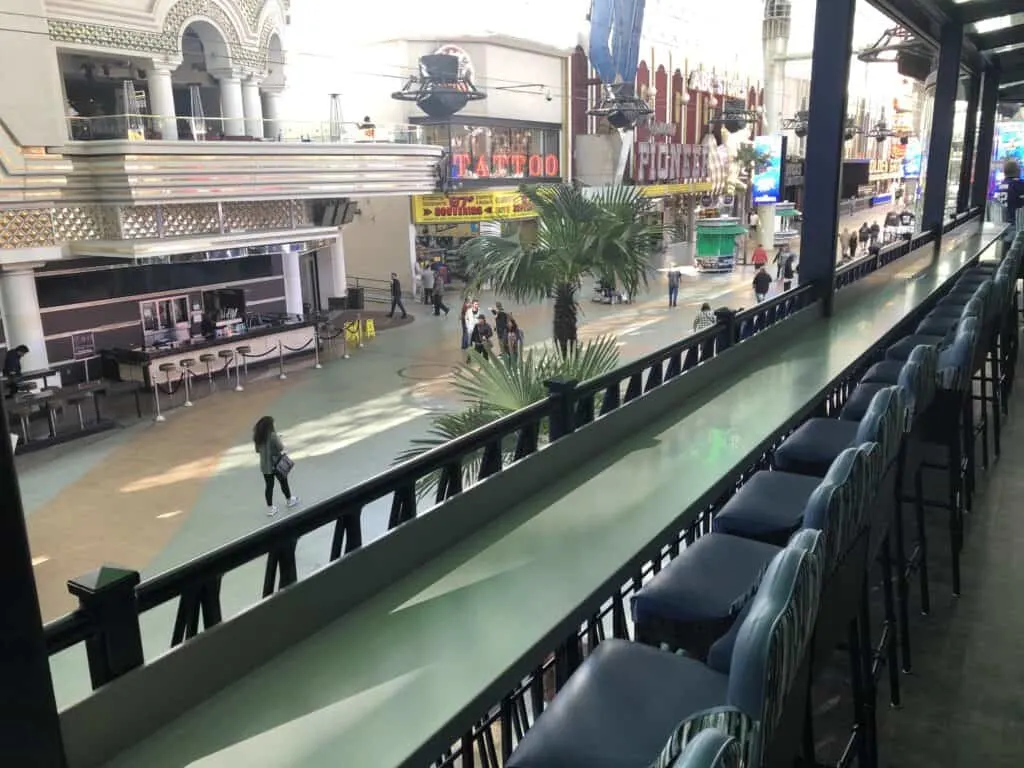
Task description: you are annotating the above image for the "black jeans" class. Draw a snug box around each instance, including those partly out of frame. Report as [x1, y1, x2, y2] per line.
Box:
[433, 296, 449, 315]
[388, 296, 407, 317]
[264, 472, 291, 506]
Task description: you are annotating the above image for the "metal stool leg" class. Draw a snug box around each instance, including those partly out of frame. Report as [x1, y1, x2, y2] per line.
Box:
[75, 403, 85, 430]
[153, 379, 166, 423]
[234, 352, 244, 392]
[183, 369, 193, 407]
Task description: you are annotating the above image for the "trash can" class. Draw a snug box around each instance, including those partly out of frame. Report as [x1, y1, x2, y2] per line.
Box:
[346, 287, 365, 310]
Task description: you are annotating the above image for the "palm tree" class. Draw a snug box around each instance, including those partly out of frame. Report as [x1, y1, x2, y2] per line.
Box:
[459, 184, 667, 354]
[395, 336, 620, 498]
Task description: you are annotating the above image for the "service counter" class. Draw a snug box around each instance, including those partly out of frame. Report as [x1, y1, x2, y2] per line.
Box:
[105, 320, 316, 388]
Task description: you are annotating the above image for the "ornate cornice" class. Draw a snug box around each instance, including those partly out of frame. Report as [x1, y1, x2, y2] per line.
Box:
[48, 0, 282, 75]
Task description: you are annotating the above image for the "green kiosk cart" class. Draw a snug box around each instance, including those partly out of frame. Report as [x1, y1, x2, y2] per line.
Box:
[772, 201, 802, 248]
[695, 216, 746, 273]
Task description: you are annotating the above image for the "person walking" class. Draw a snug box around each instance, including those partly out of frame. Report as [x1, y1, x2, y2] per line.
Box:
[773, 247, 785, 279]
[1004, 159, 1024, 229]
[782, 254, 796, 292]
[667, 267, 682, 307]
[848, 230, 859, 260]
[459, 298, 472, 349]
[432, 278, 450, 317]
[692, 302, 717, 331]
[507, 315, 524, 359]
[253, 416, 299, 516]
[492, 302, 510, 355]
[387, 272, 407, 319]
[751, 243, 768, 270]
[421, 265, 436, 305]
[470, 313, 494, 361]
[753, 266, 772, 303]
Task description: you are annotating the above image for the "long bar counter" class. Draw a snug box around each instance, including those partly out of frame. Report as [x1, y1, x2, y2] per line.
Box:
[104, 320, 317, 388]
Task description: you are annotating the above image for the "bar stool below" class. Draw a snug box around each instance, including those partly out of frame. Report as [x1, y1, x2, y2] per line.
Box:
[235, 345, 251, 391]
[179, 357, 196, 407]
[155, 362, 177, 422]
[199, 353, 217, 392]
[217, 350, 235, 386]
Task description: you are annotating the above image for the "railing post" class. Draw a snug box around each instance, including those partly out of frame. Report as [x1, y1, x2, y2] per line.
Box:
[713, 307, 738, 351]
[67, 565, 144, 689]
[545, 377, 579, 441]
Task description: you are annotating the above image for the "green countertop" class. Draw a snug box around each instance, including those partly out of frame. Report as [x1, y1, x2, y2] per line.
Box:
[105, 224, 1004, 768]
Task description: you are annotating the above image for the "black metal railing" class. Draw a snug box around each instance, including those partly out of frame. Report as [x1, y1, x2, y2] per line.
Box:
[42, 282, 816, 689]
[430, 228, 993, 766]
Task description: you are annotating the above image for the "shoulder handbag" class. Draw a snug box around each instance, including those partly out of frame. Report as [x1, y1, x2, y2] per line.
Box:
[273, 452, 295, 477]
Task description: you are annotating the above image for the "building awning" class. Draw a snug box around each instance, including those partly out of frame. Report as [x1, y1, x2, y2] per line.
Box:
[696, 223, 748, 236]
[777, 208, 801, 218]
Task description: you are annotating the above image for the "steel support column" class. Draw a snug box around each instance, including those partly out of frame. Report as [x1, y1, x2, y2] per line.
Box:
[922, 22, 964, 233]
[0, 397, 67, 766]
[800, 0, 856, 317]
[971, 67, 1001, 211]
[957, 75, 980, 213]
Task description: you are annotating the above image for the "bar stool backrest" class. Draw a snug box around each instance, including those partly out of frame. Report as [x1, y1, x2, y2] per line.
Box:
[906, 345, 938, 415]
[802, 445, 873, 574]
[938, 324, 980, 391]
[666, 729, 743, 768]
[854, 386, 905, 470]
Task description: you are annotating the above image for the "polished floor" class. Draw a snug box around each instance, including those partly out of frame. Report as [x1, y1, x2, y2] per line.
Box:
[871, 383, 1024, 766]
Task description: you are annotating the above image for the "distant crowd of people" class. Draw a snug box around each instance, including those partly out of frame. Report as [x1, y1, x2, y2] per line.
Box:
[459, 298, 524, 362]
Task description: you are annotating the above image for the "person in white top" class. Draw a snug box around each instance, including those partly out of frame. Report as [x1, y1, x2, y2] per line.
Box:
[421, 265, 436, 304]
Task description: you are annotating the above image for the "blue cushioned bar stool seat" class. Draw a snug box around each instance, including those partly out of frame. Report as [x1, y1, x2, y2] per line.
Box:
[508, 533, 823, 768]
[884, 333, 948, 362]
[712, 472, 822, 544]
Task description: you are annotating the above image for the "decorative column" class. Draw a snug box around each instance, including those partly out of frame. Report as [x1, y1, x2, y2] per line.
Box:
[328, 231, 347, 298]
[921, 22, 964, 234]
[242, 76, 264, 139]
[148, 65, 178, 140]
[217, 72, 245, 137]
[0, 267, 50, 373]
[282, 251, 303, 317]
[800, 0, 856, 317]
[261, 86, 283, 139]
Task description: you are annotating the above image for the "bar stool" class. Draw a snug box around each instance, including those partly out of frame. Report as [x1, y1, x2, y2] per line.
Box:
[155, 362, 177, 422]
[199, 353, 217, 391]
[179, 357, 196, 407]
[65, 391, 92, 430]
[8, 401, 33, 443]
[235, 345, 251, 391]
[217, 349, 235, 384]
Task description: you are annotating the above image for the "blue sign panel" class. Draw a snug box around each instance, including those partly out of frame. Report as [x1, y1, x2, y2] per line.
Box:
[901, 137, 922, 180]
[752, 135, 785, 205]
[588, 0, 646, 87]
[991, 121, 1024, 200]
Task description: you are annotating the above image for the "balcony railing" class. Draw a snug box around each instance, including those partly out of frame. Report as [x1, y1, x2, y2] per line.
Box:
[66, 114, 426, 145]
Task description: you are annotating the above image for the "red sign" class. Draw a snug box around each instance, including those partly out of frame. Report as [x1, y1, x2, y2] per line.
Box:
[451, 153, 561, 180]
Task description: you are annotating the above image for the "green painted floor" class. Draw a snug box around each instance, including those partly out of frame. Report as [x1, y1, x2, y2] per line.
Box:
[99, 224, 1007, 768]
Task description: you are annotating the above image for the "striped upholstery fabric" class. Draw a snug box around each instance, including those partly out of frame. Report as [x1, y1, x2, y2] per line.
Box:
[666, 728, 743, 768]
[802, 444, 876, 573]
[653, 530, 824, 768]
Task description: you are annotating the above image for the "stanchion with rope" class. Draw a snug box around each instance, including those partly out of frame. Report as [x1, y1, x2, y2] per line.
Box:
[152, 371, 184, 423]
[313, 326, 322, 369]
[233, 351, 244, 392]
[277, 341, 287, 380]
[280, 336, 316, 375]
[235, 345, 277, 390]
[182, 366, 194, 408]
[356, 312, 365, 348]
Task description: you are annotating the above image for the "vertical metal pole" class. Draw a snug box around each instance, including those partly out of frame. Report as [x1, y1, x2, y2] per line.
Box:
[183, 368, 193, 407]
[152, 377, 165, 423]
[234, 351, 244, 392]
[957, 75, 980, 213]
[921, 22, 964, 234]
[0, 397, 68, 766]
[799, 0, 856, 317]
[314, 327, 322, 369]
[971, 67, 1001, 212]
[278, 341, 287, 380]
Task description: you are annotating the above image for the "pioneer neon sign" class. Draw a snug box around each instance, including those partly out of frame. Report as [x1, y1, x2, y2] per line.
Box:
[634, 142, 710, 184]
[451, 152, 561, 179]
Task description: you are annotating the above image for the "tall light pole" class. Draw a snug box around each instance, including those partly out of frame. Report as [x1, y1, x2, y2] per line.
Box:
[760, 0, 792, 253]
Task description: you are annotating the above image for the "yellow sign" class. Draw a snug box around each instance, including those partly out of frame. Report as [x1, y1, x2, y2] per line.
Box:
[640, 181, 713, 197]
[411, 191, 536, 224]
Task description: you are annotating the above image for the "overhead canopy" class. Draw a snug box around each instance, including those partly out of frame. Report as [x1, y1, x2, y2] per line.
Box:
[696, 223, 748, 236]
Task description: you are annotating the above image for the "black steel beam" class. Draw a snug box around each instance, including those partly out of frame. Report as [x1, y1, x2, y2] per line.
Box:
[958, 74, 981, 212]
[974, 25, 1024, 51]
[802, 0, 856, 317]
[972, 67, 1001, 209]
[957, 0, 1024, 25]
[923, 21, 965, 233]
[0, 398, 68, 765]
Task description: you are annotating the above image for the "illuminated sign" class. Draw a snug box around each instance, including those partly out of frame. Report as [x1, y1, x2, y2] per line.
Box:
[634, 141, 711, 186]
[412, 191, 536, 224]
[901, 137, 923, 180]
[752, 134, 786, 205]
[451, 153, 560, 179]
[687, 69, 747, 99]
[991, 122, 1024, 200]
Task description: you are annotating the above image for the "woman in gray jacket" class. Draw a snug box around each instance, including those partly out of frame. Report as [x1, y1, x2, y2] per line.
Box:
[253, 415, 299, 516]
